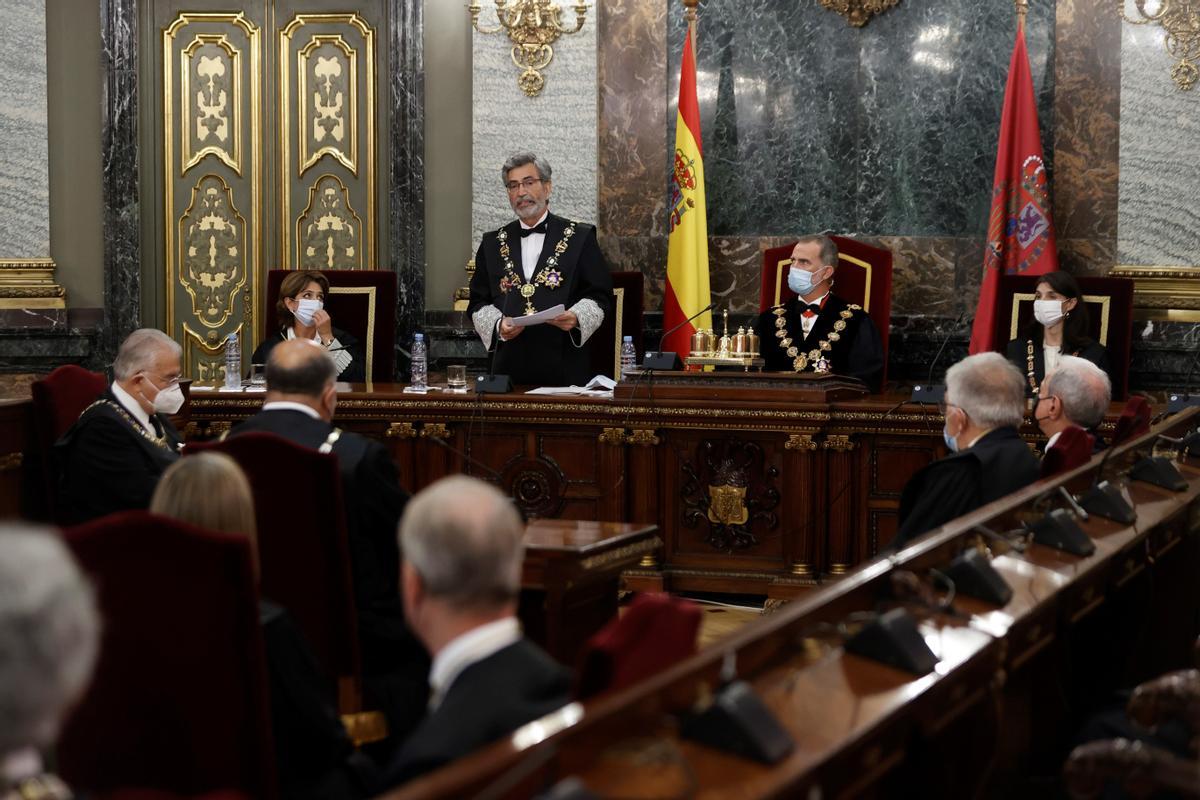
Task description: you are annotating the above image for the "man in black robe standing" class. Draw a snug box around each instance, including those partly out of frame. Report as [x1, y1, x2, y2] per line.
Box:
[468, 152, 613, 387]
[891, 352, 1040, 550]
[752, 234, 884, 392]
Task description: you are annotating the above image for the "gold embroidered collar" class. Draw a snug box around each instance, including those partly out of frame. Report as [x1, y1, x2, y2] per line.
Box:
[772, 301, 860, 374]
[84, 399, 176, 452]
[497, 220, 577, 315]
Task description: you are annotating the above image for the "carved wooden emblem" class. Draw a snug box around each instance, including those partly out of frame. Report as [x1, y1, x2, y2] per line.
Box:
[818, 0, 901, 27]
[682, 440, 780, 552]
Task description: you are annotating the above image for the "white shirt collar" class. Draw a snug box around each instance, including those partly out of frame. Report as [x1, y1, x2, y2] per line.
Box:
[1046, 430, 1062, 450]
[111, 381, 154, 433]
[2, 748, 43, 784]
[284, 327, 321, 343]
[800, 291, 830, 308]
[428, 617, 521, 711]
[520, 209, 550, 230]
[261, 401, 321, 419]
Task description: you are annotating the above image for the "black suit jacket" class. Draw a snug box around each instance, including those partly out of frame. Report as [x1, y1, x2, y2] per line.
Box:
[54, 387, 182, 525]
[468, 213, 613, 386]
[892, 426, 1040, 550]
[252, 326, 366, 383]
[380, 638, 572, 789]
[1004, 337, 1110, 396]
[229, 410, 422, 676]
[752, 294, 884, 392]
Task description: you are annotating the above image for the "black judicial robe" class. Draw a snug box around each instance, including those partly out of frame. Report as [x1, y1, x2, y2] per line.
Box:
[1004, 336, 1110, 396]
[752, 294, 884, 392]
[229, 409, 429, 738]
[468, 213, 612, 386]
[891, 426, 1040, 551]
[379, 639, 572, 789]
[54, 388, 182, 525]
[252, 325, 366, 383]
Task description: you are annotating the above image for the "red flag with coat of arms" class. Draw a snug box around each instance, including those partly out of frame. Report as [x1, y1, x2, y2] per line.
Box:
[968, 24, 1058, 354]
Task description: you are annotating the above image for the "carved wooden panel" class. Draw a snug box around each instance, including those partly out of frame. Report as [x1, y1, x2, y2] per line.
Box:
[162, 10, 263, 381]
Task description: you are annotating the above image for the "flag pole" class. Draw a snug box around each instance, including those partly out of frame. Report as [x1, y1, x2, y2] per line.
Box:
[683, 0, 698, 45]
[1015, 0, 1028, 34]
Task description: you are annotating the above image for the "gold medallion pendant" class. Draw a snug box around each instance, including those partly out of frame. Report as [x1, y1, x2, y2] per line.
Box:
[520, 283, 537, 315]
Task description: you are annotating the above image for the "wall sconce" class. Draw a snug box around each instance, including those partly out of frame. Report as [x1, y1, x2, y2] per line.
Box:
[468, 0, 590, 98]
[1118, 0, 1200, 91]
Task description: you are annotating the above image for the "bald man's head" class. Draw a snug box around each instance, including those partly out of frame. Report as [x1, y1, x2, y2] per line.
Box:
[265, 338, 337, 420]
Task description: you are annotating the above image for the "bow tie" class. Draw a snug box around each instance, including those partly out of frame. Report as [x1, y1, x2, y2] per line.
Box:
[801, 303, 822, 317]
[519, 222, 548, 238]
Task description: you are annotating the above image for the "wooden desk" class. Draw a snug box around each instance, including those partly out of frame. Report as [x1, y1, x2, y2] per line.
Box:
[377, 408, 1200, 799]
[521, 520, 660, 666]
[183, 380, 1123, 597]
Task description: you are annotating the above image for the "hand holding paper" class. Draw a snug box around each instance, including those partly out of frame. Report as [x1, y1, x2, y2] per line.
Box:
[508, 304, 566, 328]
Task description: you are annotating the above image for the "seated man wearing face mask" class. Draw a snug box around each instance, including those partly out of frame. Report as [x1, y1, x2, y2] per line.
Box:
[890, 352, 1040, 551]
[1004, 271, 1110, 398]
[252, 270, 366, 383]
[752, 234, 884, 392]
[55, 328, 185, 524]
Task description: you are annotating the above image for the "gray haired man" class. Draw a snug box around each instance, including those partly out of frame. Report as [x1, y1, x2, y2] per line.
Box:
[891, 352, 1041, 550]
[380, 475, 571, 788]
[1036, 355, 1112, 451]
[0, 524, 99, 796]
[467, 151, 613, 387]
[56, 328, 184, 523]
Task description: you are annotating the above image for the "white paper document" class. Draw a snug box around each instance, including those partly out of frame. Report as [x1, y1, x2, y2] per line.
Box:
[525, 374, 617, 398]
[508, 304, 566, 328]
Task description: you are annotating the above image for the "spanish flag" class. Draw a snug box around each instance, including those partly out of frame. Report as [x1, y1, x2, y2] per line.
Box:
[968, 21, 1058, 354]
[663, 25, 712, 361]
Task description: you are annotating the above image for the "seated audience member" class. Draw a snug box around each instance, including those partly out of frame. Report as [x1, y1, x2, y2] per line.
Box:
[1004, 271, 1110, 397]
[751, 234, 884, 391]
[150, 453, 375, 799]
[55, 329, 184, 524]
[0, 524, 100, 799]
[380, 476, 572, 788]
[229, 338, 427, 736]
[1036, 355, 1112, 453]
[891, 352, 1040, 551]
[252, 270, 365, 382]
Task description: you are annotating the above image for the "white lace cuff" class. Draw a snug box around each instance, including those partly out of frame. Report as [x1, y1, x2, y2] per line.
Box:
[473, 305, 503, 350]
[568, 299, 604, 348]
[326, 338, 354, 375]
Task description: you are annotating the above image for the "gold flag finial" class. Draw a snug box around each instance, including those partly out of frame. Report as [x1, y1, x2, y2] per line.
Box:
[1015, 0, 1029, 31]
[682, 0, 699, 29]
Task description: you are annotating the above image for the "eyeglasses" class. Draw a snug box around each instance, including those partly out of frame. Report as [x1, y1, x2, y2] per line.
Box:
[505, 177, 544, 193]
[937, 399, 958, 415]
[142, 371, 181, 388]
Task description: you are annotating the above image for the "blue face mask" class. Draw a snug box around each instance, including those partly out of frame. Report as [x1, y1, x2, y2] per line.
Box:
[943, 427, 958, 453]
[788, 267, 821, 296]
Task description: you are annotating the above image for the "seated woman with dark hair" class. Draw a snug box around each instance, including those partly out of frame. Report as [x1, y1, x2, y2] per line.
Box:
[151, 453, 376, 799]
[252, 270, 365, 382]
[1004, 271, 1111, 397]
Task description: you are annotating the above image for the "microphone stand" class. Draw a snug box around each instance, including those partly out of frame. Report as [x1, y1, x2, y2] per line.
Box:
[642, 301, 717, 371]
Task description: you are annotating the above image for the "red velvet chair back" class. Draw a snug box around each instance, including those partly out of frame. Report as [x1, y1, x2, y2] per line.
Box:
[761, 236, 893, 386]
[264, 269, 396, 381]
[1114, 396, 1152, 446]
[185, 433, 361, 692]
[59, 511, 275, 799]
[1040, 425, 1095, 479]
[31, 365, 107, 520]
[992, 274, 1134, 400]
[589, 271, 645, 381]
[574, 593, 702, 699]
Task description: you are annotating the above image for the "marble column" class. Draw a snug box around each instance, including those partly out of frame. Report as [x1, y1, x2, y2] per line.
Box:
[471, 4, 598, 243]
[389, 0, 426, 366]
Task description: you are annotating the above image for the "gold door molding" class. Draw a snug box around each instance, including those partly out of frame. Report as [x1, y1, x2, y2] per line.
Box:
[164, 12, 263, 379]
[280, 13, 376, 270]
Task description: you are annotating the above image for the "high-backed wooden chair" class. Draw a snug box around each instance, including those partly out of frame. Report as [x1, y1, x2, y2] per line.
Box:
[183, 434, 365, 716]
[263, 269, 396, 382]
[761, 236, 893, 386]
[992, 274, 1134, 400]
[589, 271, 645, 381]
[59, 511, 276, 799]
[30, 365, 107, 521]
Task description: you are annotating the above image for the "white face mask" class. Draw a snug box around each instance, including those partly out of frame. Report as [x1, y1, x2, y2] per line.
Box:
[144, 377, 185, 416]
[294, 298, 323, 327]
[1033, 299, 1065, 327]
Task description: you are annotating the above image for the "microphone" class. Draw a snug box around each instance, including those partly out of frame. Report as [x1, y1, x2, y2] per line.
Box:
[477, 284, 515, 394]
[1076, 406, 1140, 524]
[1167, 348, 1200, 412]
[643, 301, 718, 371]
[911, 311, 967, 404]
